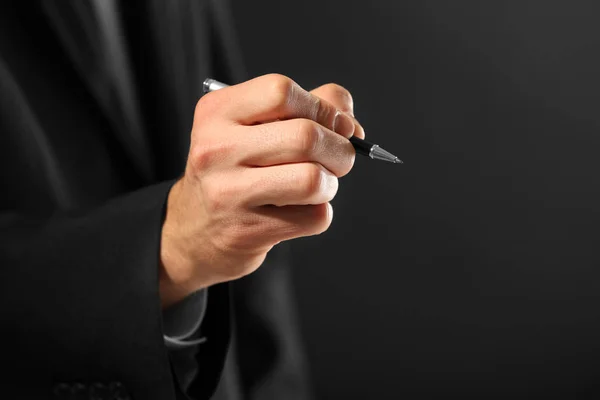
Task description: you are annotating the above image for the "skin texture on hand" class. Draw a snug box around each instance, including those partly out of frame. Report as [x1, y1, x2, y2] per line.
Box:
[159, 74, 366, 308]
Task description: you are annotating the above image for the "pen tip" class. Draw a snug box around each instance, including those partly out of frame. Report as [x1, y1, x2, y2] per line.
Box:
[394, 158, 403, 164]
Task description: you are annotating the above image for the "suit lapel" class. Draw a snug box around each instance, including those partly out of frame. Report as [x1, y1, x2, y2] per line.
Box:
[41, 0, 154, 182]
[39, 0, 246, 184]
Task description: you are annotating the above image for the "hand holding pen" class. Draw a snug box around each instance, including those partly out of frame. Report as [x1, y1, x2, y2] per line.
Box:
[160, 74, 399, 305]
[204, 78, 402, 164]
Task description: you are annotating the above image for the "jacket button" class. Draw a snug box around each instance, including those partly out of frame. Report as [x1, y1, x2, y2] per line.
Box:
[109, 381, 131, 400]
[90, 383, 110, 400]
[52, 383, 72, 400]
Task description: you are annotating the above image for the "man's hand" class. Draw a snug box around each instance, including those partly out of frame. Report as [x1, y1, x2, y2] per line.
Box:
[159, 74, 365, 307]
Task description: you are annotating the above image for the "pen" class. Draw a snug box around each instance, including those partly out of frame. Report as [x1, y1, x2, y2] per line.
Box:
[202, 78, 403, 164]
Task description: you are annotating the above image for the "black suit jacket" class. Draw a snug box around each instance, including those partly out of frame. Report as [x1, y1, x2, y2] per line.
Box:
[0, 1, 311, 399]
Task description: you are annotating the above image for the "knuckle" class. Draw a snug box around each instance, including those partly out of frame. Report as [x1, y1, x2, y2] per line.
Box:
[300, 163, 325, 198]
[265, 74, 296, 111]
[294, 119, 321, 155]
[311, 95, 323, 120]
[189, 141, 235, 172]
[193, 93, 224, 132]
[326, 83, 354, 109]
[189, 145, 213, 171]
[195, 91, 219, 117]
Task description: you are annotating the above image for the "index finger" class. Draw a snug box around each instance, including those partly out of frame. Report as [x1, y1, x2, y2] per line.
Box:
[212, 74, 356, 138]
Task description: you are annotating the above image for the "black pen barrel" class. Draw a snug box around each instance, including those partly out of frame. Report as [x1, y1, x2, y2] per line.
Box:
[349, 136, 374, 157]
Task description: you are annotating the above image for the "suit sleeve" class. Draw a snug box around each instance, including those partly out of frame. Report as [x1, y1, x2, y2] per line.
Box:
[0, 181, 229, 400]
[222, 243, 315, 399]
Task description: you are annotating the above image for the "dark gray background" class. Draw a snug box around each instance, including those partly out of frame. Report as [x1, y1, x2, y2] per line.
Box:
[232, 1, 600, 398]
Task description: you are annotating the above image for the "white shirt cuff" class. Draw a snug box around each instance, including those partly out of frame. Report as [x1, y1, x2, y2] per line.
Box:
[162, 288, 208, 349]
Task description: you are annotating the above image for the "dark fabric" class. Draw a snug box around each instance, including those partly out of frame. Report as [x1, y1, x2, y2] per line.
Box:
[0, 181, 179, 399]
[218, 246, 314, 400]
[163, 289, 208, 343]
[0, 1, 312, 399]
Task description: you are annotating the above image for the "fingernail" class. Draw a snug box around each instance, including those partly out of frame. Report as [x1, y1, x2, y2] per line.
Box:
[333, 111, 355, 138]
[355, 123, 366, 140]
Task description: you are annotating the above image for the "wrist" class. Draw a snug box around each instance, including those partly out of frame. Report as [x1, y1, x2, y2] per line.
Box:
[159, 179, 202, 308]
